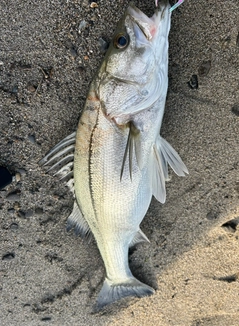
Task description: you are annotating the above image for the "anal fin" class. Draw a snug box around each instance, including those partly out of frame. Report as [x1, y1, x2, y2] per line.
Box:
[129, 229, 150, 247]
[66, 201, 92, 240]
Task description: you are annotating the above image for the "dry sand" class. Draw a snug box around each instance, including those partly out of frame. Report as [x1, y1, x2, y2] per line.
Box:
[0, 0, 239, 325]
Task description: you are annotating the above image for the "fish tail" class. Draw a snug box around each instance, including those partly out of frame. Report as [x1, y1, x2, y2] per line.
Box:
[96, 277, 155, 310]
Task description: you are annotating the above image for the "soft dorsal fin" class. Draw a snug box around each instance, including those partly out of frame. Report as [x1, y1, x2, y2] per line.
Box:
[39, 133, 92, 240]
[39, 132, 76, 194]
[39, 132, 76, 166]
[151, 135, 188, 203]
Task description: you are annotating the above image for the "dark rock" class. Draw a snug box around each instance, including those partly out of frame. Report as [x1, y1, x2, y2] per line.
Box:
[28, 135, 36, 144]
[221, 218, 239, 233]
[18, 210, 26, 218]
[10, 222, 19, 230]
[231, 104, 239, 117]
[198, 60, 211, 77]
[70, 47, 78, 58]
[41, 293, 55, 304]
[215, 273, 238, 283]
[6, 190, 21, 201]
[8, 208, 15, 214]
[41, 316, 52, 322]
[11, 85, 18, 94]
[2, 252, 15, 260]
[187, 74, 198, 89]
[25, 209, 34, 218]
[206, 211, 219, 220]
[98, 37, 109, 53]
[17, 169, 27, 176]
[0, 167, 13, 190]
[35, 207, 43, 215]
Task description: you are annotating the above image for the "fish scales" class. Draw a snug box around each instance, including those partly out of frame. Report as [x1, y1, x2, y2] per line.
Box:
[40, 0, 188, 309]
[76, 87, 151, 231]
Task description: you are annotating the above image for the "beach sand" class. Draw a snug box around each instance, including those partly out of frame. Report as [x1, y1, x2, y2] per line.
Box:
[0, 0, 239, 325]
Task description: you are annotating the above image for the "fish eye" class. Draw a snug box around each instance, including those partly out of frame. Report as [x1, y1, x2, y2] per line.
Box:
[113, 33, 129, 49]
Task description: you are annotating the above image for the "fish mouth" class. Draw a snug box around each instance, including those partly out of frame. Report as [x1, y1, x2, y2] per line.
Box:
[127, 2, 169, 41]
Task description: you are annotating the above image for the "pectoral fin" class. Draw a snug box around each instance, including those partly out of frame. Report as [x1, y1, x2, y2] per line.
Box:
[120, 122, 142, 181]
[151, 136, 188, 203]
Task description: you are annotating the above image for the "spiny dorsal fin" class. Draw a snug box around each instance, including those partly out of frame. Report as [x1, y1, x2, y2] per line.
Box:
[151, 135, 188, 203]
[158, 137, 188, 176]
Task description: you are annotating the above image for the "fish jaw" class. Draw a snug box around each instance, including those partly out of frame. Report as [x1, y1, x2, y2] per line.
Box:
[127, 1, 171, 42]
[126, 1, 171, 69]
[97, 2, 171, 125]
[103, 1, 171, 82]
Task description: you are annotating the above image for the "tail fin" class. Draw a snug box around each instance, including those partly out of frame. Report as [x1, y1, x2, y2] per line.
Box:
[96, 277, 154, 310]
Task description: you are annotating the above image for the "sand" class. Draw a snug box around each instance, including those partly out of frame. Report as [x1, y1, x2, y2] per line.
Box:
[0, 0, 239, 325]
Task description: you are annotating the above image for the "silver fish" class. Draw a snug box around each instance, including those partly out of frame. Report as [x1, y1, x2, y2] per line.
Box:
[40, 0, 188, 309]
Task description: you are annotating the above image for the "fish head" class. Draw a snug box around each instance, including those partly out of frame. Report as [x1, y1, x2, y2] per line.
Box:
[98, 1, 171, 122]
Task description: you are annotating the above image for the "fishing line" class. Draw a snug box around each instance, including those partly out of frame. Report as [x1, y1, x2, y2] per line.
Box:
[155, 0, 185, 12]
[170, 0, 185, 12]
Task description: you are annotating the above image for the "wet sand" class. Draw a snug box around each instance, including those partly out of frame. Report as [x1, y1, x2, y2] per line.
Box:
[0, 0, 239, 325]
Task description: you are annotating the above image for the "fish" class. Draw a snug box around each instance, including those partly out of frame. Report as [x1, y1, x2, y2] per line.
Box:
[39, 0, 188, 309]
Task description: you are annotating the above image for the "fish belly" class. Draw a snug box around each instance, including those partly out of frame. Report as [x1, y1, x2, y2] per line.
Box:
[74, 95, 153, 280]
